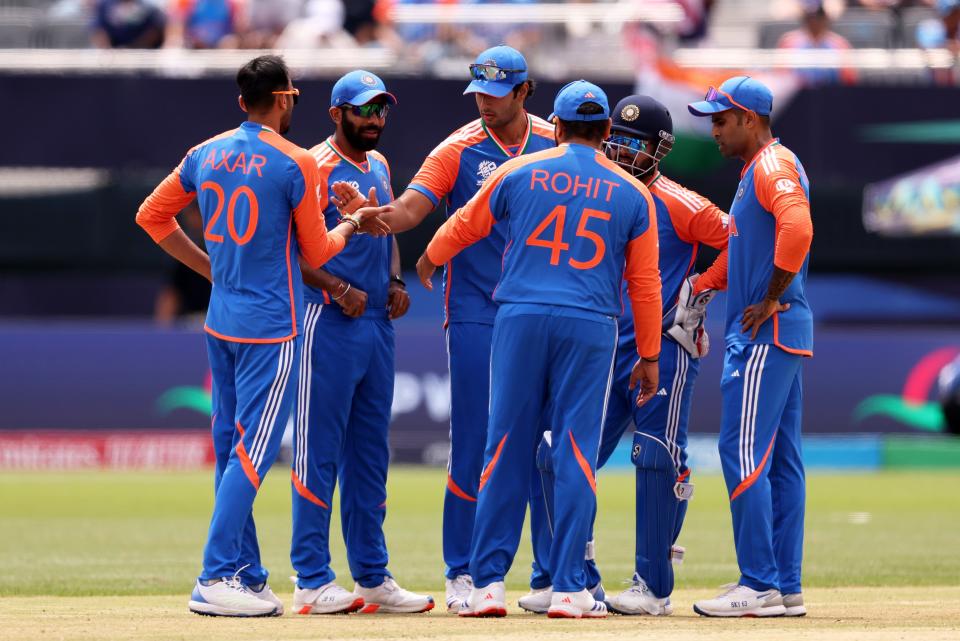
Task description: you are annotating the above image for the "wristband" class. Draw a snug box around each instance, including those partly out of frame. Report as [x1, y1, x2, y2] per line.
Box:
[390, 275, 406, 288]
[332, 282, 351, 301]
[340, 215, 360, 232]
[642, 355, 659, 363]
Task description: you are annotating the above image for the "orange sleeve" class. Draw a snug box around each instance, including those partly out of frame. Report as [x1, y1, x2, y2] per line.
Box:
[135, 163, 196, 243]
[408, 139, 462, 205]
[696, 246, 728, 292]
[657, 181, 729, 250]
[755, 153, 813, 274]
[425, 164, 506, 266]
[292, 153, 344, 269]
[625, 189, 662, 359]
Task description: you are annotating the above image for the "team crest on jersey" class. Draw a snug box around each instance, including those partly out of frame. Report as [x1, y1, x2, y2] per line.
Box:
[476, 160, 498, 186]
[620, 104, 640, 121]
[361, 74, 377, 86]
[737, 185, 745, 200]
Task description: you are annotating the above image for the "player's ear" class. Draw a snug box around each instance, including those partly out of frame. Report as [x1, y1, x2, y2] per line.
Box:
[601, 118, 612, 142]
[238, 95, 248, 114]
[329, 106, 342, 125]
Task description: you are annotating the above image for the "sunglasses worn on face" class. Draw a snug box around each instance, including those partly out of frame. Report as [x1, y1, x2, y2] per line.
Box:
[273, 87, 300, 105]
[607, 135, 648, 154]
[344, 103, 389, 118]
[469, 63, 524, 82]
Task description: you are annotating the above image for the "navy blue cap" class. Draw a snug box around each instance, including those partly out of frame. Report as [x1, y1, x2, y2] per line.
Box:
[549, 80, 610, 122]
[687, 76, 773, 117]
[331, 70, 397, 108]
[463, 45, 528, 98]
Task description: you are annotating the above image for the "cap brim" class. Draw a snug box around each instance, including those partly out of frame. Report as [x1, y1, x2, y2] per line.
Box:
[349, 89, 398, 106]
[687, 100, 731, 117]
[463, 80, 514, 98]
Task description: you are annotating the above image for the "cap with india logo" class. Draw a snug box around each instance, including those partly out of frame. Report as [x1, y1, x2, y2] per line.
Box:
[330, 70, 398, 108]
[548, 80, 610, 123]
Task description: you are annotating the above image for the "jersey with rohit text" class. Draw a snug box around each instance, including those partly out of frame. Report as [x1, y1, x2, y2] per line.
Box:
[305, 138, 394, 320]
[724, 139, 813, 356]
[427, 142, 662, 358]
[136, 121, 344, 342]
[618, 174, 729, 344]
[408, 114, 555, 326]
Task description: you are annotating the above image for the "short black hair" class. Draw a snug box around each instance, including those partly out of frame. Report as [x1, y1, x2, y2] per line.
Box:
[732, 108, 770, 127]
[557, 101, 608, 143]
[512, 79, 537, 102]
[237, 55, 290, 112]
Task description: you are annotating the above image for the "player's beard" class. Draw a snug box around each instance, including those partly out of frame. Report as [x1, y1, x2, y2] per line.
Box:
[343, 117, 382, 152]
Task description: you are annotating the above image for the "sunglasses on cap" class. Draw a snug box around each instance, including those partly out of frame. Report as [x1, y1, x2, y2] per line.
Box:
[343, 102, 390, 118]
[469, 63, 524, 82]
[607, 135, 649, 154]
[704, 86, 753, 114]
[272, 87, 300, 105]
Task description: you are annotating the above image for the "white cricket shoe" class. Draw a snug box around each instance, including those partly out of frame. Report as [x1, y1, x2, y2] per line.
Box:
[693, 584, 786, 617]
[547, 589, 607, 619]
[606, 574, 672, 616]
[459, 581, 507, 618]
[188, 577, 279, 617]
[518, 586, 552, 614]
[783, 592, 807, 617]
[519, 582, 604, 614]
[445, 574, 473, 613]
[354, 577, 434, 614]
[246, 582, 284, 616]
[293, 581, 364, 615]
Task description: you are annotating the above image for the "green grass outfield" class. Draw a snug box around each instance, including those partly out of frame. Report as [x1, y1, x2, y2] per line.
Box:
[1, 467, 958, 597]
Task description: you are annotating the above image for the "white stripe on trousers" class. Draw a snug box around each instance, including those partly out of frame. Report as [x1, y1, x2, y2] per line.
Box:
[294, 303, 322, 483]
[738, 344, 769, 481]
[665, 342, 689, 469]
[249, 338, 295, 470]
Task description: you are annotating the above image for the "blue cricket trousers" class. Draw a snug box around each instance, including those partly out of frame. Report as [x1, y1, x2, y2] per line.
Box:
[203, 334, 300, 583]
[290, 303, 395, 589]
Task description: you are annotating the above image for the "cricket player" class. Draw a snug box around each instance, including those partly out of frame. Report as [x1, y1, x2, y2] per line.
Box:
[289, 70, 433, 615]
[417, 80, 663, 619]
[525, 95, 729, 616]
[687, 76, 813, 617]
[136, 55, 388, 617]
[373, 45, 556, 610]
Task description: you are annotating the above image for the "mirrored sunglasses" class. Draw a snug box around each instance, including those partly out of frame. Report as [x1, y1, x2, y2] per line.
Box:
[469, 63, 524, 82]
[344, 102, 390, 118]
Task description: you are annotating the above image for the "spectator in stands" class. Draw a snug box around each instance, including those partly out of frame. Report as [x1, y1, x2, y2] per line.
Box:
[242, 0, 305, 48]
[166, 0, 244, 49]
[777, 2, 857, 85]
[91, 0, 166, 48]
[917, 0, 960, 52]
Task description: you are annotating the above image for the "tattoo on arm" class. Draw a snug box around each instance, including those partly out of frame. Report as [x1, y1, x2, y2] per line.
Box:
[764, 267, 796, 302]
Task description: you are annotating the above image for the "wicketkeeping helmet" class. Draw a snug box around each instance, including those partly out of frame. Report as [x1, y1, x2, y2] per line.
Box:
[603, 95, 675, 178]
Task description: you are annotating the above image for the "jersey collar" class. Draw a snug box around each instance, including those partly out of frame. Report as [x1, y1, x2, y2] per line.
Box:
[325, 136, 369, 173]
[740, 138, 780, 179]
[481, 113, 533, 158]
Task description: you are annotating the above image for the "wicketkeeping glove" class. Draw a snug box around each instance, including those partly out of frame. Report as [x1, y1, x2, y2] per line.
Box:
[661, 274, 716, 359]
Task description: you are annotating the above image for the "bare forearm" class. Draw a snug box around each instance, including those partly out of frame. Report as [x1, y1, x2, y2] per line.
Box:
[300, 261, 344, 292]
[391, 236, 402, 276]
[157, 229, 211, 282]
[764, 267, 796, 302]
[383, 190, 433, 232]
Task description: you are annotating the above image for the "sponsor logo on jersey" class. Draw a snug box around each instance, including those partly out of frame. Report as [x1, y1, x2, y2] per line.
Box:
[775, 178, 796, 193]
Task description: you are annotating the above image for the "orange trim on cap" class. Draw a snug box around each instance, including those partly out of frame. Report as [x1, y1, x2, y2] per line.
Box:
[478, 434, 508, 493]
[446, 474, 477, 502]
[773, 313, 813, 357]
[569, 432, 597, 495]
[235, 429, 260, 491]
[291, 470, 329, 509]
[730, 433, 776, 501]
[204, 325, 296, 344]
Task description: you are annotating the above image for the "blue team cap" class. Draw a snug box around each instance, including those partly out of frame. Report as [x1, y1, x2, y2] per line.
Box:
[331, 70, 398, 108]
[463, 45, 528, 98]
[687, 76, 773, 117]
[548, 80, 610, 122]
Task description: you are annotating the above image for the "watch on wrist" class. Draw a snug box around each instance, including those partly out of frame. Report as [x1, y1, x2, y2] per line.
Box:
[390, 275, 406, 289]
